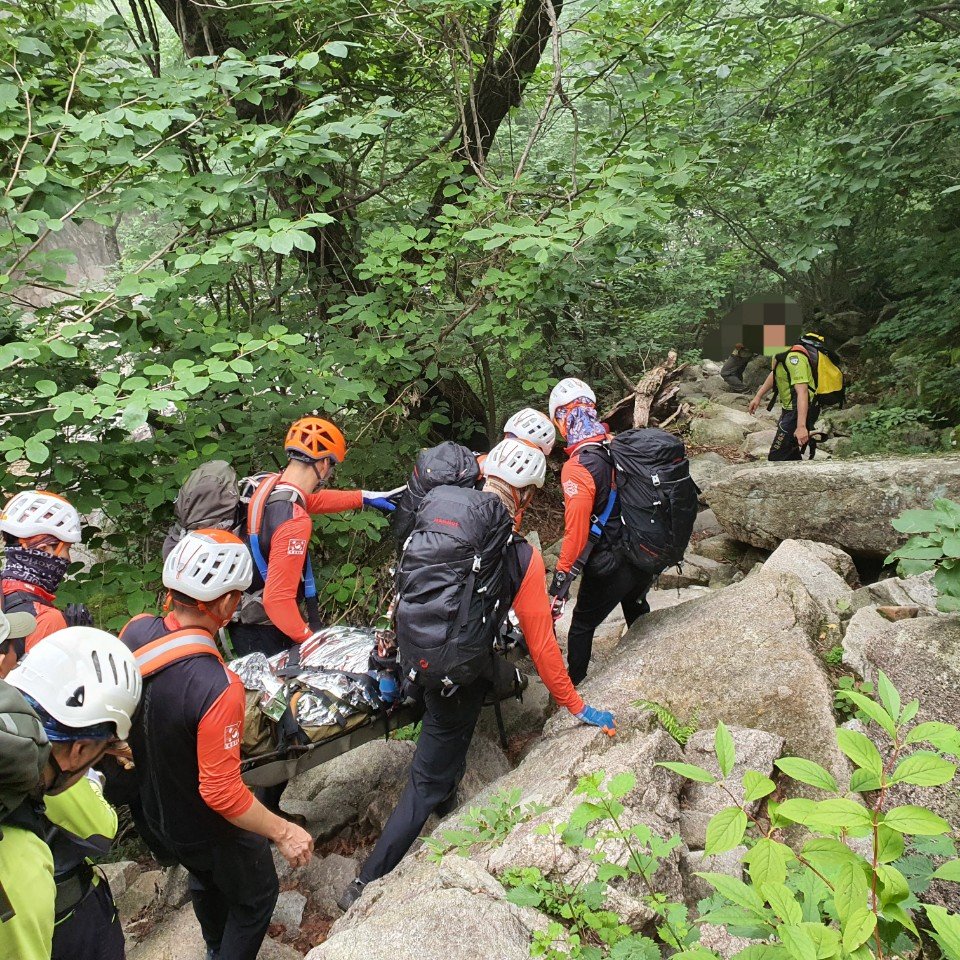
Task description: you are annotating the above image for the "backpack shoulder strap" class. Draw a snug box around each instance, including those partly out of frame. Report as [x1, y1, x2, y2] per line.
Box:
[133, 629, 222, 679]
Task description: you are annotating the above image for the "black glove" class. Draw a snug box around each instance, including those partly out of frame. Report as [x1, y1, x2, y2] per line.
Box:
[64, 603, 94, 628]
[548, 570, 568, 599]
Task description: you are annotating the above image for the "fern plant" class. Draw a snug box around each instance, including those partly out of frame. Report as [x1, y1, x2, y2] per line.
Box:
[635, 699, 699, 745]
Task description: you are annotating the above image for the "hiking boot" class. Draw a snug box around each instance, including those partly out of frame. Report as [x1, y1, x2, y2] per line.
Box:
[337, 878, 366, 913]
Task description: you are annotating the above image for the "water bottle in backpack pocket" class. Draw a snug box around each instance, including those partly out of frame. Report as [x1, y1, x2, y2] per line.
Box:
[395, 486, 514, 693]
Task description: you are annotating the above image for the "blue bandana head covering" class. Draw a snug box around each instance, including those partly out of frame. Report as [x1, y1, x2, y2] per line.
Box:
[558, 400, 606, 447]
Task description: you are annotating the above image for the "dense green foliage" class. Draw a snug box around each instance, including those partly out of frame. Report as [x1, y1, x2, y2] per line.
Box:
[435, 678, 960, 960]
[887, 499, 960, 612]
[2, 0, 959, 618]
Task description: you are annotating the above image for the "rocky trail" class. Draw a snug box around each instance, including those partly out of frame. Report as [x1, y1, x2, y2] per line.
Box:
[117, 367, 960, 960]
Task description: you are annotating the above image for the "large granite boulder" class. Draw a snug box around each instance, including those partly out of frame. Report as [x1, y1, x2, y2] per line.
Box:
[570, 539, 850, 783]
[707, 456, 960, 557]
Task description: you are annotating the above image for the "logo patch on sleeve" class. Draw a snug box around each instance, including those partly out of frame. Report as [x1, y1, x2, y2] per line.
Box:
[562, 479, 579, 498]
[224, 722, 241, 750]
[287, 538, 307, 555]
[789, 356, 800, 365]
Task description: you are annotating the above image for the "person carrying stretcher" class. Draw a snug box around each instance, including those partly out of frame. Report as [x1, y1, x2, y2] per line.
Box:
[120, 529, 314, 960]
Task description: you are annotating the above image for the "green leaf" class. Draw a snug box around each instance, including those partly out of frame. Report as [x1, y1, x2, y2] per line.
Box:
[841, 910, 876, 952]
[656, 761, 717, 783]
[324, 40, 350, 57]
[836, 728, 884, 776]
[925, 904, 960, 960]
[761, 883, 803, 925]
[891, 509, 941, 534]
[890, 751, 956, 787]
[849, 768, 882, 793]
[35, 379, 58, 397]
[835, 690, 896, 737]
[607, 771, 636, 799]
[778, 924, 816, 960]
[834, 861, 869, 928]
[24, 438, 49, 464]
[882, 902, 918, 936]
[506, 885, 543, 908]
[743, 770, 777, 803]
[932, 860, 960, 882]
[876, 825, 905, 863]
[876, 864, 910, 905]
[732, 948, 788, 960]
[300, 51, 320, 69]
[883, 805, 951, 836]
[905, 721, 960, 750]
[705, 807, 748, 856]
[270, 233, 295, 255]
[774, 757, 838, 793]
[715, 720, 735, 777]
[876, 671, 901, 723]
[745, 838, 791, 887]
[695, 872, 768, 915]
[778, 798, 872, 831]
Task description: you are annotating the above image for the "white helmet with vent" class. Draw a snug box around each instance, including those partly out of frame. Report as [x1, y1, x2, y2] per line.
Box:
[483, 439, 546, 489]
[548, 378, 596, 421]
[1, 491, 82, 544]
[163, 529, 253, 602]
[7, 627, 142, 740]
[503, 409, 556, 455]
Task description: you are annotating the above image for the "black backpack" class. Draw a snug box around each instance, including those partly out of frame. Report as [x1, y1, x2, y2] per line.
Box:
[395, 486, 515, 692]
[390, 442, 481, 548]
[609, 429, 699, 573]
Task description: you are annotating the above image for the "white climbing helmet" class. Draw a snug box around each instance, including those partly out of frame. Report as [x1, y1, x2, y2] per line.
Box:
[163, 528, 253, 603]
[0, 491, 82, 544]
[503, 408, 556, 455]
[548, 378, 596, 421]
[483, 439, 546, 489]
[7, 627, 142, 740]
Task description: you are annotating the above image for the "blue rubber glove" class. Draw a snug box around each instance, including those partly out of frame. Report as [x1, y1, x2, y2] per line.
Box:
[576, 705, 616, 733]
[378, 674, 399, 703]
[362, 486, 405, 512]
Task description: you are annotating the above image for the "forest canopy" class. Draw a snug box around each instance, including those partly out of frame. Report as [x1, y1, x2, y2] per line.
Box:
[2, 0, 958, 620]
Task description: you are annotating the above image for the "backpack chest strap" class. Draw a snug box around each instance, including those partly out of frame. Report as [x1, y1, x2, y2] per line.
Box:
[134, 630, 222, 679]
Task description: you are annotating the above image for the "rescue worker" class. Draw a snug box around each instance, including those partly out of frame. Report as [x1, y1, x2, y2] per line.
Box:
[719, 343, 753, 392]
[231, 416, 400, 660]
[0, 627, 141, 960]
[338, 439, 615, 911]
[748, 332, 822, 461]
[503, 408, 556, 455]
[547, 377, 653, 686]
[120, 529, 314, 960]
[1, 490, 82, 658]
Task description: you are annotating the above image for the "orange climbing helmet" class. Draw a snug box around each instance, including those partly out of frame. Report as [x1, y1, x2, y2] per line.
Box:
[284, 417, 347, 464]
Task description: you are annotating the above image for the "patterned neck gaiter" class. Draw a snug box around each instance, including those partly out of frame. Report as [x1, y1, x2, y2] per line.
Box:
[560, 402, 606, 447]
[2, 547, 70, 595]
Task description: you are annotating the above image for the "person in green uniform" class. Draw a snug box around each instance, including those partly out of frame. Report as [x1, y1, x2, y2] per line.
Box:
[749, 334, 821, 461]
[0, 627, 141, 960]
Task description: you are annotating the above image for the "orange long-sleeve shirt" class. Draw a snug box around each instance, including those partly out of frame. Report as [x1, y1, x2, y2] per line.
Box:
[260, 481, 363, 642]
[557, 457, 597, 574]
[2, 580, 67, 658]
[514, 545, 584, 715]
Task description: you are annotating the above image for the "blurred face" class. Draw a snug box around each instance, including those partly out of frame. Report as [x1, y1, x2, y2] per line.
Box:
[45, 740, 111, 795]
[0, 643, 16, 679]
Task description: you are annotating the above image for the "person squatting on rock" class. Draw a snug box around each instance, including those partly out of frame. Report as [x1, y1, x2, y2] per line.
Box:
[749, 332, 824, 461]
[720, 343, 753, 392]
[337, 439, 616, 912]
[547, 378, 654, 686]
[0, 626, 141, 960]
[120, 530, 314, 960]
[1, 490, 83, 658]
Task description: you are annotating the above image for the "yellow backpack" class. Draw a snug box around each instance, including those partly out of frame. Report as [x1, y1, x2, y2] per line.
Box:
[773, 342, 846, 408]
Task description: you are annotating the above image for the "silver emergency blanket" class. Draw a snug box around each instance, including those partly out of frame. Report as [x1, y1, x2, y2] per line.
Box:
[231, 627, 382, 729]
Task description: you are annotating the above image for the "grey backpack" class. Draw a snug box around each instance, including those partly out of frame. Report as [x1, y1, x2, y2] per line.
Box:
[162, 460, 242, 559]
[0, 679, 49, 824]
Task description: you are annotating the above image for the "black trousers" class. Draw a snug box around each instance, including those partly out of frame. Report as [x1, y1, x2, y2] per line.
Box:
[359, 680, 488, 884]
[228, 622, 291, 659]
[168, 831, 279, 960]
[567, 561, 653, 686]
[52, 880, 125, 960]
[768, 405, 820, 461]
